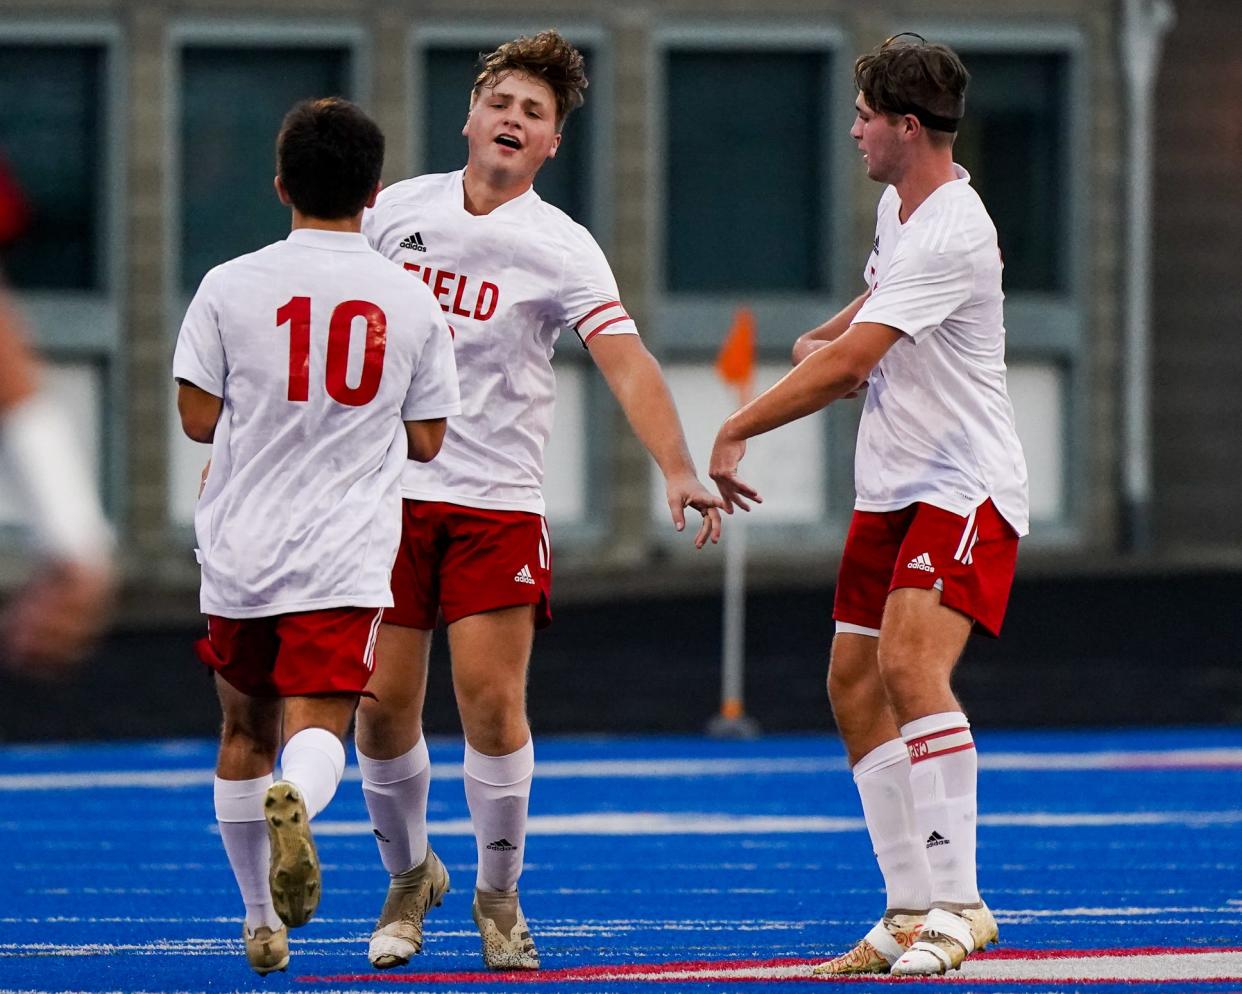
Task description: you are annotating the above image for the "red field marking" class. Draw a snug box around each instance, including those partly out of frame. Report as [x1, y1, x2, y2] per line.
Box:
[301, 946, 1242, 985]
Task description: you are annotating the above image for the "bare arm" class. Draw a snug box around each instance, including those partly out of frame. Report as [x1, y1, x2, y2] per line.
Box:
[0, 288, 40, 410]
[0, 286, 114, 673]
[176, 380, 223, 443]
[404, 417, 447, 463]
[710, 321, 902, 511]
[791, 290, 872, 366]
[587, 333, 724, 547]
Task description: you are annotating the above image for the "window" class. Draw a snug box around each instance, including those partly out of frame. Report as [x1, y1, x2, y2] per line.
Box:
[419, 44, 597, 227]
[664, 50, 827, 293]
[0, 44, 105, 291]
[178, 45, 352, 292]
[953, 52, 1069, 293]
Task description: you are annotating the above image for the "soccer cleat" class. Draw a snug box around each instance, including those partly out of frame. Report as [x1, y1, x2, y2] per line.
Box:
[811, 911, 924, 975]
[472, 887, 540, 970]
[264, 780, 320, 928]
[367, 846, 451, 969]
[890, 903, 998, 976]
[243, 922, 289, 975]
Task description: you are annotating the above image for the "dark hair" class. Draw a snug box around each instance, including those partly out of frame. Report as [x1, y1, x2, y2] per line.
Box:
[472, 30, 588, 128]
[854, 34, 969, 139]
[276, 97, 385, 219]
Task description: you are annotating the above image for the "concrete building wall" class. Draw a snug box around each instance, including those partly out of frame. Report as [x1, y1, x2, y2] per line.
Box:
[1152, 0, 1242, 555]
[0, 0, 1135, 624]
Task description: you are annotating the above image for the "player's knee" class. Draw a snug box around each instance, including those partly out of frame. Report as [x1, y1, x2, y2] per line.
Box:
[219, 717, 278, 763]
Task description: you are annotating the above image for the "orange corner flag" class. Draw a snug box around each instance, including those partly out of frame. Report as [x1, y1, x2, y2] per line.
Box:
[716, 307, 756, 398]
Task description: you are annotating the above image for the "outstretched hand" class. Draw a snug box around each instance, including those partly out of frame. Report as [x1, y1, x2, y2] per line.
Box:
[666, 473, 725, 549]
[709, 429, 763, 514]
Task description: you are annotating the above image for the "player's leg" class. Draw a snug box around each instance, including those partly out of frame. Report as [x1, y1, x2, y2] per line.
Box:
[815, 509, 931, 976]
[449, 605, 539, 970]
[814, 632, 930, 975]
[355, 624, 448, 968]
[261, 693, 356, 929]
[213, 672, 289, 975]
[877, 587, 993, 975]
[354, 500, 450, 968]
[261, 606, 379, 930]
[880, 502, 1016, 976]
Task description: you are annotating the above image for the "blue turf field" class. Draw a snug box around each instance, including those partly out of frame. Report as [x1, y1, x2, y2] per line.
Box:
[2, 728, 1240, 993]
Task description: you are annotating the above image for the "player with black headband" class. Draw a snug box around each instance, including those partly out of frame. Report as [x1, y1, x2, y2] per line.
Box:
[708, 34, 1028, 976]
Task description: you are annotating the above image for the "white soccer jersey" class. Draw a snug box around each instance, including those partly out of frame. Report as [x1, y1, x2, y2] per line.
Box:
[851, 165, 1030, 536]
[363, 170, 638, 514]
[173, 228, 460, 618]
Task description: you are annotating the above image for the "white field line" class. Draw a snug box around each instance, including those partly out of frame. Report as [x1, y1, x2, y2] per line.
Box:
[2, 747, 1242, 792]
[2, 949, 1240, 984]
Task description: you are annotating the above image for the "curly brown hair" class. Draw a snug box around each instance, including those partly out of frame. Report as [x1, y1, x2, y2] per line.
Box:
[472, 30, 588, 128]
[854, 34, 969, 142]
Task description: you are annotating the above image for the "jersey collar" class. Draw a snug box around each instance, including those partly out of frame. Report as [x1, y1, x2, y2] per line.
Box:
[285, 228, 372, 252]
[453, 169, 539, 218]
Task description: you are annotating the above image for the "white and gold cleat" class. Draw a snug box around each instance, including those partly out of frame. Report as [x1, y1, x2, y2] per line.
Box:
[811, 911, 925, 975]
[243, 922, 289, 975]
[890, 903, 998, 976]
[263, 780, 320, 928]
[472, 887, 539, 970]
[367, 846, 451, 969]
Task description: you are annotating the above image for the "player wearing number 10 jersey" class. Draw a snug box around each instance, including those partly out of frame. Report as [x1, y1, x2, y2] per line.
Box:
[172, 98, 460, 976]
[353, 30, 724, 973]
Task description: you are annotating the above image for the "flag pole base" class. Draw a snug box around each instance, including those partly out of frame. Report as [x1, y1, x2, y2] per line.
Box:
[706, 701, 761, 739]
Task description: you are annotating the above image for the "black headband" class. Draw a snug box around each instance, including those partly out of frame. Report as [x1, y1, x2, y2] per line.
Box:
[895, 100, 964, 133]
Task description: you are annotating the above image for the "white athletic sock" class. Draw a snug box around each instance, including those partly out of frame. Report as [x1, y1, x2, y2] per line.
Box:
[279, 727, 346, 821]
[463, 737, 534, 893]
[214, 774, 282, 931]
[902, 711, 980, 908]
[357, 737, 431, 876]
[852, 739, 932, 913]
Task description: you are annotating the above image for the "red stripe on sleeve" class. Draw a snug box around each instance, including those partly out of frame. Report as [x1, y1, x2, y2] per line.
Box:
[582, 314, 633, 344]
[575, 300, 623, 329]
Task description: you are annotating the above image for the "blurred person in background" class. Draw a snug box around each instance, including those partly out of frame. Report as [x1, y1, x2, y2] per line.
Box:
[173, 98, 459, 976]
[709, 35, 1028, 977]
[355, 29, 723, 973]
[0, 152, 114, 673]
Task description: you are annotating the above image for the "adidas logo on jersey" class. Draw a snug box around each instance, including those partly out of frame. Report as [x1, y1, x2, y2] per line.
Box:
[926, 830, 950, 848]
[514, 564, 535, 585]
[399, 231, 427, 252]
[906, 552, 935, 573]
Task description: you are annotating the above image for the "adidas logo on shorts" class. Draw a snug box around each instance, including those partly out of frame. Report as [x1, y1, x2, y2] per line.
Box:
[514, 564, 535, 585]
[906, 552, 935, 573]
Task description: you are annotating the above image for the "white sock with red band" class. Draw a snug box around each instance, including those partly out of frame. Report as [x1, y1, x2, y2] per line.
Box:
[902, 711, 981, 908]
[279, 727, 346, 821]
[464, 737, 534, 893]
[358, 736, 432, 876]
[853, 739, 932, 913]
[214, 773, 282, 931]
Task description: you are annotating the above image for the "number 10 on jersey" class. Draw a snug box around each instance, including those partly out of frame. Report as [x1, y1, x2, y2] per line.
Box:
[277, 296, 388, 407]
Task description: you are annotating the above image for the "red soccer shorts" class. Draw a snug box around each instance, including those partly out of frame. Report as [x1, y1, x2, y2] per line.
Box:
[387, 500, 552, 630]
[834, 498, 1019, 637]
[196, 607, 382, 698]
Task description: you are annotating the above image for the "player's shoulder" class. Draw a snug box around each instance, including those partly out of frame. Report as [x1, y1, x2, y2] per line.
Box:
[373, 170, 457, 212]
[927, 181, 994, 252]
[527, 197, 609, 264]
[197, 240, 286, 292]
